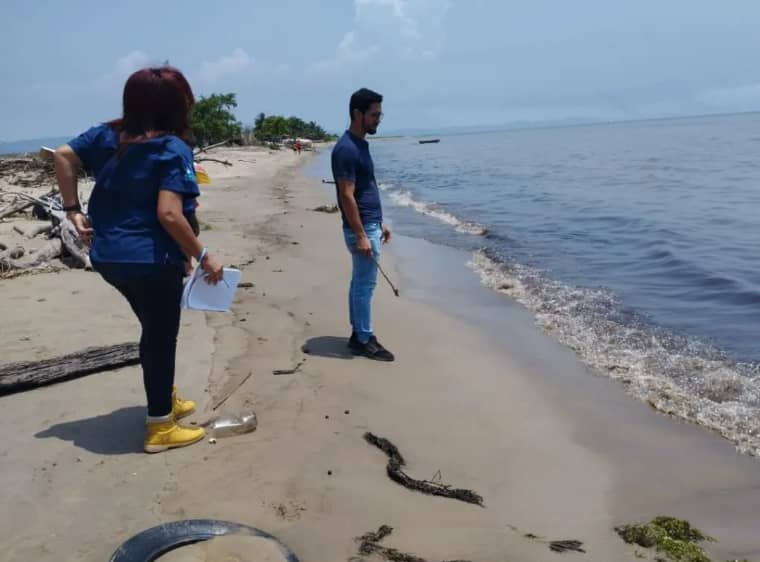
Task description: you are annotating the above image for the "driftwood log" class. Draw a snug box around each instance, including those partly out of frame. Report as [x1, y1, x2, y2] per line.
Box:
[0, 245, 25, 261]
[59, 216, 92, 269]
[0, 189, 56, 221]
[27, 223, 53, 239]
[0, 239, 62, 272]
[194, 138, 231, 154]
[0, 343, 140, 396]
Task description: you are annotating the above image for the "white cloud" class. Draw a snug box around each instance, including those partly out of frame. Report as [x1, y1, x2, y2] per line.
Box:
[96, 50, 153, 90]
[308, 30, 379, 74]
[309, 0, 450, 74]
[114, 50, 152, 77]
[198, 48, 251, 83]
[338, 31, 356, 51]
[356, 0, 420, 40]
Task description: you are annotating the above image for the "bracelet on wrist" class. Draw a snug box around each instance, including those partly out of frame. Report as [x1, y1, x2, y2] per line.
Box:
[197, 247, 208, 262]
[63, 203, 82, 213]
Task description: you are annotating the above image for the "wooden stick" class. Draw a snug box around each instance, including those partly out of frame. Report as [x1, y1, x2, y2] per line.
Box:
[194, 157, 232, 167]
[371, 256, 400, 297]
[194, 138, 230, 154]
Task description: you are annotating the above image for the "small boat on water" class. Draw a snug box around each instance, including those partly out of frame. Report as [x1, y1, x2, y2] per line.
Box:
[418, 139, 440, 144]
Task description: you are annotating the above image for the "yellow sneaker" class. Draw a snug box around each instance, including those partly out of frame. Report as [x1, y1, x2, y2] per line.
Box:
[172, 386, 196, 420]
[144, 418, 205, 453]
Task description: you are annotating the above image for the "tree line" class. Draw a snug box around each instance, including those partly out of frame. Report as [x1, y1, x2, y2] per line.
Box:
[190, 92, 335, 147]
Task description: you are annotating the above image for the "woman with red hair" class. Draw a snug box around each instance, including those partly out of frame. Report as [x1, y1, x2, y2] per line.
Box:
[54, 66, 223, 453]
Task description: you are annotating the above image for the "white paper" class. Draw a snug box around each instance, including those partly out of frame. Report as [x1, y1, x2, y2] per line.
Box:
[181, 265, 241, 312]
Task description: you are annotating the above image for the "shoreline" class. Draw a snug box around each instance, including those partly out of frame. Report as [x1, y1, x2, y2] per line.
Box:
[0, 146, 759, 561]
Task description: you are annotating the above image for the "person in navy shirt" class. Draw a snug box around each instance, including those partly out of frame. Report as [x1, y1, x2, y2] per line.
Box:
[332, 88, 394, 361]
[54, 66, 223, 453]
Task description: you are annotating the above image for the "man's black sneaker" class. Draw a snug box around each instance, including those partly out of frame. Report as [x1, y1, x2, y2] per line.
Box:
[348, 332, 362, 350]
[350, 335, 395, 362]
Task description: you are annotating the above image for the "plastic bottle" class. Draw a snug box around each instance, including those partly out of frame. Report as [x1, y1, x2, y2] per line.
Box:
[209, 412, 257, 438]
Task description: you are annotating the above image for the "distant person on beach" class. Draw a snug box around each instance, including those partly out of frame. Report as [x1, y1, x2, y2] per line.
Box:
[54, 66, 224, 453]
[331, 88, 394, 361]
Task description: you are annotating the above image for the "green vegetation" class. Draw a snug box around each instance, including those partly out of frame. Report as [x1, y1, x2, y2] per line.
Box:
[614, 516, 750, 562]
[191, 92, 334, 146]
[190, 93, 242, 147]
[252, 113, 334, 141]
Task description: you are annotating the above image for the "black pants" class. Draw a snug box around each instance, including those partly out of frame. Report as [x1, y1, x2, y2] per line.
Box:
[99, 265, 184, 417]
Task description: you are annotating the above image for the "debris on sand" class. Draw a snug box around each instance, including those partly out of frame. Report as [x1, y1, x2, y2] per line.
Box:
[355, 525, 471, 562]
[364, 432, 484, 506]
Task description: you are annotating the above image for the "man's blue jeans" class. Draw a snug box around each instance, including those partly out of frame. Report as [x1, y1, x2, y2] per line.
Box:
[343, 223, 382, 344]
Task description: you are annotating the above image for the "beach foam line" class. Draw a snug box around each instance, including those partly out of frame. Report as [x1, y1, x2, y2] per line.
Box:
[379, 183, 488, 236]
[468, 248, 760, 458]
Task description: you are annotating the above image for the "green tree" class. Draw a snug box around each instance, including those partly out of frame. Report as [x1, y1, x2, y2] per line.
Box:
[252, 113, 332, 141]
[191, 93, 243, 147]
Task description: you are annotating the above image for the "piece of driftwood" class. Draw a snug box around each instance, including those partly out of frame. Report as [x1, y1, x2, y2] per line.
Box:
[0, 245, 25, 260]
[27, 223, 53, 239]
[13, 225, 25, 236]
[0, 189, 56, 220]
[312, 204, 339, 213]
[26, 239, 63, 268]
[1, 239, 61, 272]
[272, 359, 305, 375]
[355, 526, 471, 562]
[194, 138, 230, 154]
[0, 342, 140, 396]
[194, 157, 232, 167]
[364, 432, 484, 506]
[549, 540, 585, 553]
[59, 217, 92, 269]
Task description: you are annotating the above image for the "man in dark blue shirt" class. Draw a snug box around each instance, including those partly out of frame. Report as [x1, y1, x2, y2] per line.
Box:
[331, 88, 394, 361]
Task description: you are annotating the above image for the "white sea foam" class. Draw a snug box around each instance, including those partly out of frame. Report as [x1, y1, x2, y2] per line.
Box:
[468, 249, 760, 457]
[379, 183, 488, 236]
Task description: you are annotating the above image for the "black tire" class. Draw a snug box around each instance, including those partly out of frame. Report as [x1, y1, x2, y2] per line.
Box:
[109, 519, 300, 562]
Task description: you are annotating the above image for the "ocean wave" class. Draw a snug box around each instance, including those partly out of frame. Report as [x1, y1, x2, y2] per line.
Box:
[468, 249, 760, 457]
[379, 183, 488, 236]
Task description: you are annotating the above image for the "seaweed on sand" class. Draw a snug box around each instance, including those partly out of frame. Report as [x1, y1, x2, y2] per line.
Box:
[614, 516, 724, 562]
[363, 432, 484, 507]
[355, 525, 471, 562]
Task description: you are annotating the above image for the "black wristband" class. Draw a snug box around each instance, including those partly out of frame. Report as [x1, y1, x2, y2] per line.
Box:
[62, 203, 82, 213]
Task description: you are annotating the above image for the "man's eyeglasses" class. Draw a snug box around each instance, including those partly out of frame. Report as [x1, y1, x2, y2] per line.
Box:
[367, 111, 384, 120]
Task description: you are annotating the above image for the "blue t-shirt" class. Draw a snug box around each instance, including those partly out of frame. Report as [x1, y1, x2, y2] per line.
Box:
[68, 124, 199, 268]
[331, 130, 382, 228]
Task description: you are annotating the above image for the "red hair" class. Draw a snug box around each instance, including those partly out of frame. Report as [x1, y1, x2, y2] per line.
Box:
[109, 66, 195, 145]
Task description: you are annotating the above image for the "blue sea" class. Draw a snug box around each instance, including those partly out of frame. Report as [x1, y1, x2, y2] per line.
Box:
[316, 113, 760, 457]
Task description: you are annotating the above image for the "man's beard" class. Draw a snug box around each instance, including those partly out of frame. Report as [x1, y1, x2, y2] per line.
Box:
[366, 126, 377, 135]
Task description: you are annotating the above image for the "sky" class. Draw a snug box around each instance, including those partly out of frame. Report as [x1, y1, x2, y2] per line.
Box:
[2, 0, 760, 141]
